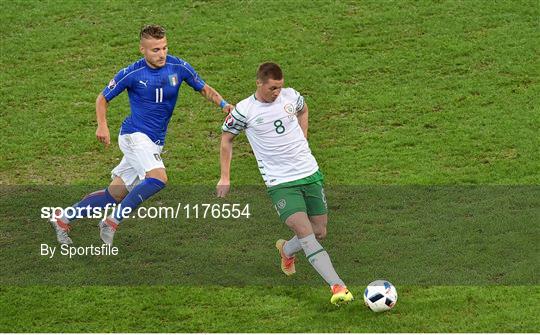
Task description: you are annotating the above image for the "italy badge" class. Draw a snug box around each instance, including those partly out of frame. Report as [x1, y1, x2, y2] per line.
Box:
[168, 73, 178, 87]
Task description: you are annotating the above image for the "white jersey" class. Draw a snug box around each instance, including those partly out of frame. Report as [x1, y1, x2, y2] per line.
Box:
[222, 87, 319, 187]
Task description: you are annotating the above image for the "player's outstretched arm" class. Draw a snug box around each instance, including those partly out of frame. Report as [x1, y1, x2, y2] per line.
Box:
[199, 84, 234, 113]
[297, 103, 309, 139]
[216, 132, 235, 198]
[95, 93, 111, 147]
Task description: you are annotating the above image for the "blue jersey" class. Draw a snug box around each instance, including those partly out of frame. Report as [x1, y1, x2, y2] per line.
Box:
[102, 55, 206, 144]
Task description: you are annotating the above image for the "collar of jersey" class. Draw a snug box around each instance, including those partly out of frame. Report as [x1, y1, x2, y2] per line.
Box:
[253, 93, 280, 105]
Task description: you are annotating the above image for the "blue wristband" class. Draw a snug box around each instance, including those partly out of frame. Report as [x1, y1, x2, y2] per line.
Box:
[219, 99, 228, 109]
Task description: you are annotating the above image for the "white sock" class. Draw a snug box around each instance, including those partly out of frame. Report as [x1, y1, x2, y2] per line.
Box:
[299, 233, 345, 287]
[59, 214, 71, 224]
[283, 235, 302, 257]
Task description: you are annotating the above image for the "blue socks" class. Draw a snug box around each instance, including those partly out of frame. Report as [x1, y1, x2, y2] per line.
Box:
[111, 177, 166, 223]
[64, 188, 118, 222]
[61, 178, 165, 225]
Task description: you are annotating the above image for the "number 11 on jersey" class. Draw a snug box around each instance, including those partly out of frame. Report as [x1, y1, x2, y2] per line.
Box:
[155, 88, 163, 103]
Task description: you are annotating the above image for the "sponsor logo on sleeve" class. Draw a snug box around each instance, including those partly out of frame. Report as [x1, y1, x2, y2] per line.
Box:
[225, 114, 235, 127]
[107, 79, 117, 90]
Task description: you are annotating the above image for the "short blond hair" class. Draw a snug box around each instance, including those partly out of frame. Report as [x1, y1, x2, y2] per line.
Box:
[140, 24, 166, 40]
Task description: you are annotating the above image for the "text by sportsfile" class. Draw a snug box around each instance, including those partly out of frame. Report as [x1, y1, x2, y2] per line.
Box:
[40, 243, 119, 259]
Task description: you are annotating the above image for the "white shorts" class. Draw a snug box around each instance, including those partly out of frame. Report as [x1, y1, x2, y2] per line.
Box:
[111, 132, 165, 191]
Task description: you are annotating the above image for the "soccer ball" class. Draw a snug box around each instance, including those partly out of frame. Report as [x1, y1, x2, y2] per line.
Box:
[363, 280, 398, 312]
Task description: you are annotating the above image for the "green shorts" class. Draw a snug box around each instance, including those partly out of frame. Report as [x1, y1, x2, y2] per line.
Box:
[267, 171, 328, 222]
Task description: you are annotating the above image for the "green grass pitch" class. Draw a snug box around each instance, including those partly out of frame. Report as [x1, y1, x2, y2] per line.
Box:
[1, 0, 539, 332]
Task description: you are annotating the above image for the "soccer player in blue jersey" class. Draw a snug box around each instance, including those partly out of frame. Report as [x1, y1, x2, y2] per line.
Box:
[50, 25, 233, 245]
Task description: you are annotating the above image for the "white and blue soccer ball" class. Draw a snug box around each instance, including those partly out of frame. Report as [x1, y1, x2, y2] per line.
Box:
[363, 280, 398, 312]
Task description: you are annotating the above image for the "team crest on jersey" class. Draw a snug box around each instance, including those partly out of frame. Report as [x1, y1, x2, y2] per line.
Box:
[168, 73, 179, 87]
[284, 103, 295, 115]
[107, 79, 117, 90]
[255, 117, 264, 124]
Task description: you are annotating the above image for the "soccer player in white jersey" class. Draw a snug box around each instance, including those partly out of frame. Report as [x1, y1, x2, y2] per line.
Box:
[216, 62, 353, 306]
[49, 25, 233, 246]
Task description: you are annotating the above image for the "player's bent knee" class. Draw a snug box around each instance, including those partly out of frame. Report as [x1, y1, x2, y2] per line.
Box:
[112, 193, 127, 203]
[108, 180, 129, 203]
[108, 187, 127, 203]
[146, 169, 168, 184]
[157, 174, 168, 184]
[285, 212, 313, 237]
